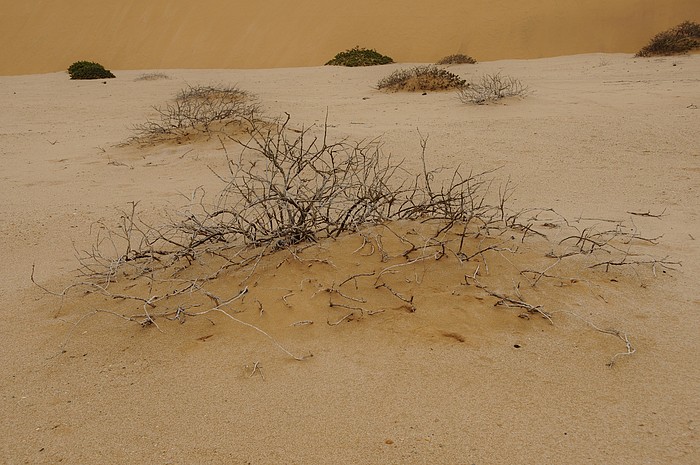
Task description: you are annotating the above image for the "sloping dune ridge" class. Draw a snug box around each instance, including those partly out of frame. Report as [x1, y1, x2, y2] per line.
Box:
[0, 0, 698, 75]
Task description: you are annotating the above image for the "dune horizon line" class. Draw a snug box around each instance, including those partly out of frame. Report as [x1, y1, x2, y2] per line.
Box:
[1, 0, 697, 75]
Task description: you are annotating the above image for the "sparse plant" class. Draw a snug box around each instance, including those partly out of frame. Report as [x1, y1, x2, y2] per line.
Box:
[132, 84, 259, 141]
[636, 21, 700, 57]
[134, 72, 171, 81]
[36, 117, 676, 366]
[325, 46, 394, 67]
[435, 54, 477, 65]
[68, 61, 115, 80]
[458, 73, 528, 104]
[377, 66, 466, 92]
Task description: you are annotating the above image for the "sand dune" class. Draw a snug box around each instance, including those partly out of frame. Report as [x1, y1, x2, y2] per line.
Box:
[1, 0, 698, 75]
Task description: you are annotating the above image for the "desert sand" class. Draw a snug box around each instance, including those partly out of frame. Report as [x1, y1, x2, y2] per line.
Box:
[0, 0, 698, 75]
[0, 51, 698, 464]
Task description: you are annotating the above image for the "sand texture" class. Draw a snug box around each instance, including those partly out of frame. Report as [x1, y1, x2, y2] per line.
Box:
[0, 0, 698, 75]
[1, 53, 699, 464]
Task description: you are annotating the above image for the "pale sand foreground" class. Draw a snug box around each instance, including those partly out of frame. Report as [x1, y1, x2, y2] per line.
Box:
[0, 0, 698, 75]
[0, 54, 699, 464]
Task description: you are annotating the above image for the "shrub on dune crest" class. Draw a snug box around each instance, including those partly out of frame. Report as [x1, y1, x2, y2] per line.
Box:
[435, 54, 477, 65]
[377, 66, 466, 92]
[68, 61, 115, 80]
[325, 47, 394, 67]
[635, 21, 700, 57]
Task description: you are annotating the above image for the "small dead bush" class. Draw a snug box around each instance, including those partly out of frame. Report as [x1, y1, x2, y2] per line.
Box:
[134, 72, 171, 81]
[636, 21, 700, 57]
[458, 73, 528, 104]
[325, 47, 394, 67]
[132, 84, 259, 141]
[377, 66, 466, 92]
[435, 54, 477, 65]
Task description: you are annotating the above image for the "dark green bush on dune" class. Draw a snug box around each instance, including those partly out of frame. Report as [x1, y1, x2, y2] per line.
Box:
[636, 21, 700, 57]
[68, 61, 116, 80]
[325, 47, 394, 67]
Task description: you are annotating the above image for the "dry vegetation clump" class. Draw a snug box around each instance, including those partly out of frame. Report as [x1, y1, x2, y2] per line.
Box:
[36, 116, 677, 365]
[636, 21, 700, 57]
[325, 47, 394, 67]
[134, 72, 171, 81]
[377, 66, 466, 92]
[131, 84, 260, 142]
[458, 73, 528, 104]
[435, 54, 477, 65]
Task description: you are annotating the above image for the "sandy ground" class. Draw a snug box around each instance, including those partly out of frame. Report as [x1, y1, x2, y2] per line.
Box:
[1, 54, 699, 464]
[1, 1, 698, 74]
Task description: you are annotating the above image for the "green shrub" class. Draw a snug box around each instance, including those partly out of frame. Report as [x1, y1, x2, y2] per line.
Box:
[435, 54, 477, 65]
[377, 66, 466, 92]
[636, 21, 700, 57]
[325, 47, 394, 67]
[68, 61, 115, 80]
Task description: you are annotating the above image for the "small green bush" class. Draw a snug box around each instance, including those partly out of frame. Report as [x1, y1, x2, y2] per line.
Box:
[325, 47, 394, 67]
[636, 21, 700, 57]
[68, 61, 115, 80]
[435, 54, 477, 65]
[377, 66, 466, 92]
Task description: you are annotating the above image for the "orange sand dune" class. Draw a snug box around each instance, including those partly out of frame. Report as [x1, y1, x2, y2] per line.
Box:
[0, 0, 697, 75]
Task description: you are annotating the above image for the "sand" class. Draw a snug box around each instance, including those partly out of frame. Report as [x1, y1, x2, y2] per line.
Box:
[1, 0, 698, 75]
[0, 53, 698, 464]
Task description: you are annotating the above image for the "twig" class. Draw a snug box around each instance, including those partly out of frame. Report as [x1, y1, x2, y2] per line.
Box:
[626, 208, 666, 218]
[246, 361, 265, 381]
[562, 311, 636, 367]
[476, 282, 553, 324]
[338, 271, 376, 288]
[327, 312, 355, 326]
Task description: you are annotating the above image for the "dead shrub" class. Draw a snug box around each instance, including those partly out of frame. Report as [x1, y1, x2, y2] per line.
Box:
[132, 84, 260, 141]
[458, 73, 528, 104]
[134, 72, 171, 81]
[377, 66, 466, 92]
[36, 116, 677, 365]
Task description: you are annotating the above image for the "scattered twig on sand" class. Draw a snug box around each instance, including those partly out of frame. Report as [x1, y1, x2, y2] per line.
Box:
[626, 209, 667, 218]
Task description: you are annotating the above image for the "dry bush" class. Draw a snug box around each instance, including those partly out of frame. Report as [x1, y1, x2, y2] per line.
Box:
[107, 117, 499, 262]
[131, 85, 260, 142]
[37, 116, 677, 364]
[377, 66, 466, 92]
[636, 21, 700, 57]
[435, 54, 477, 65]
[458, 73, 528, 104]
[134, 72, 171, 81]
